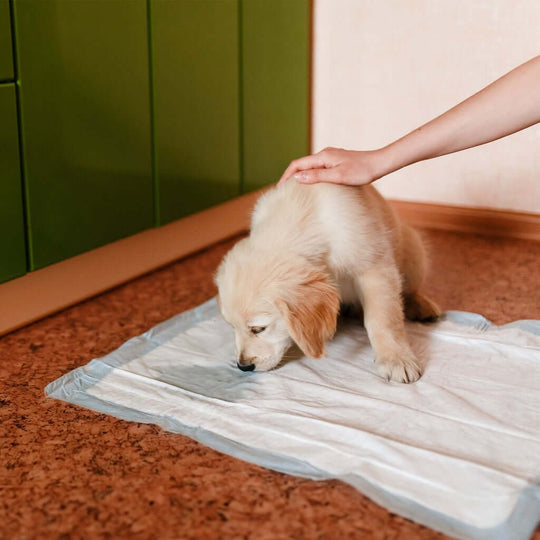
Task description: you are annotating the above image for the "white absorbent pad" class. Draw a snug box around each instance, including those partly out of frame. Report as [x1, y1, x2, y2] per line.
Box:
[46, 298, 540, 539]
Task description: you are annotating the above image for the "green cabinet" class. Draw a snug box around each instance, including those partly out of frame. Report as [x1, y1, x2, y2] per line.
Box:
[242, 0, 310, 192]
[13, 0, 154, 269]
[151, 0, 240, 225]
[150, 0, 310, 221]
[0, 0, 14, 81]
[2, 1, 310, 282]
[0, 84, 26, 283]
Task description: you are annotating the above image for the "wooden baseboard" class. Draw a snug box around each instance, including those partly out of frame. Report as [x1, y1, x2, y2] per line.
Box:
[0, 190, 262, 337]
[1, 194, 538, 337]
[391, 200, 540, 242]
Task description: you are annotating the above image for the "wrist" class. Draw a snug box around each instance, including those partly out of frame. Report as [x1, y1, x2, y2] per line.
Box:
[377, 137, 417, 179]
[369, 146, 398, 181]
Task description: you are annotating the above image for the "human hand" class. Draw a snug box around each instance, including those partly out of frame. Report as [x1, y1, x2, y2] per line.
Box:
[278, 147, 387, 186]
[279, 57, 540, 188]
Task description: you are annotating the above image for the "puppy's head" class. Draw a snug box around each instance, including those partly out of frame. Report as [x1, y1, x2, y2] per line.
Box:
[215, 238, 339, 372]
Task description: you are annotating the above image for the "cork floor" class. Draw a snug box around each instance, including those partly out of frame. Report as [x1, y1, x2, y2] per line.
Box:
[1, 228, 539, 539]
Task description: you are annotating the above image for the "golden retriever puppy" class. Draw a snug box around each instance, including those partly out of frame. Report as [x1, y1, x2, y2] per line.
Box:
[215, 181, 440, 383]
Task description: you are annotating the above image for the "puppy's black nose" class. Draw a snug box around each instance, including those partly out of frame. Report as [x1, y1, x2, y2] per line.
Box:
[237, 362, 255, 372]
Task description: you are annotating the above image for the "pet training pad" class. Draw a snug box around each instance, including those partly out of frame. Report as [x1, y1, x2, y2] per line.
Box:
[46, 298, 540, 539]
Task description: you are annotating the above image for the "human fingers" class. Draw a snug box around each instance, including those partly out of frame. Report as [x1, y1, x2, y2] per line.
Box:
[293, 167, 348, 185]
[277, 153, 328, 185]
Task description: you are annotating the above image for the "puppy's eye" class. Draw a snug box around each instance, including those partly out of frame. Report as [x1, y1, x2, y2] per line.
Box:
[250, 326, 266, 335]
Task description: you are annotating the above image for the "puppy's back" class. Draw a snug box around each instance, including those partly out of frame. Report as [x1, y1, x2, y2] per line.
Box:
[250, 181, 325, 258]
[250, 181, 404, 269]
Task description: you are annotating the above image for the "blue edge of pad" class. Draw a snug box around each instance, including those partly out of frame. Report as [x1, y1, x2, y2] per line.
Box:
[45, 298, 540, 540]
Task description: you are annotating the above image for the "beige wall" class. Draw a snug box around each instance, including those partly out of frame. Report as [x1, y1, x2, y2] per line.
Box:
[312, 0, 540, 213]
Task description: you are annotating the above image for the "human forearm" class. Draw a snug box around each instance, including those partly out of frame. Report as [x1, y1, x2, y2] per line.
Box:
[379, 55, 540, 176]
[278, 55, 540, 186]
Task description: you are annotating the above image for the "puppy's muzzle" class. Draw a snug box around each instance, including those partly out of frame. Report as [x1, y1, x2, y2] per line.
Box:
[237, 354, 256, 372]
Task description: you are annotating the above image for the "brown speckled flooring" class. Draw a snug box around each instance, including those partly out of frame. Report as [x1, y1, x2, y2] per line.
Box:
[1, 229, 539, 539]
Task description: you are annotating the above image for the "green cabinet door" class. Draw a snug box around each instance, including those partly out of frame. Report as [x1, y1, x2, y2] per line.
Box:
[0, 0, 14, 81]
[14, 0, 153, 269]
[241, 0, 310, 192]
[151, 0, 240, 225]
[0, 84, 26, 283]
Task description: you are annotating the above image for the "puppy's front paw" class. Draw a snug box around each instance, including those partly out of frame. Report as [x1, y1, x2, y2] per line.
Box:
[375, 351, 422, 383]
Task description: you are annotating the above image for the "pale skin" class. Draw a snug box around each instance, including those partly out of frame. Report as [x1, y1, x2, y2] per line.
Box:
[278, 55, 540, 186]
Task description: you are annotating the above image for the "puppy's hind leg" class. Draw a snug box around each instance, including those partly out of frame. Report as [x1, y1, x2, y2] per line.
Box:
[400, 225, 441, 322]
[404, 292, 441, 322]
[356, 264, 421, 383]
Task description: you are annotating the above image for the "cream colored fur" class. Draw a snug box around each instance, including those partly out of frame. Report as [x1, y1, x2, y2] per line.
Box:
[215, 181, 440, 383]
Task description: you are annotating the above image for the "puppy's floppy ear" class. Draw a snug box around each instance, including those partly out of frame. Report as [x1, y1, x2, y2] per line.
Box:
[275, 270, 340, 358]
